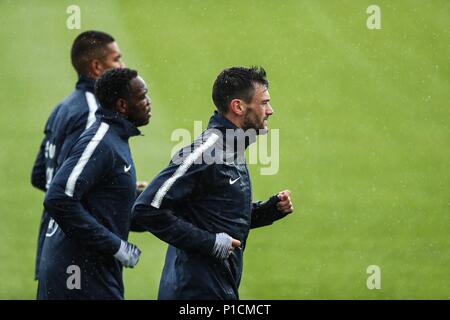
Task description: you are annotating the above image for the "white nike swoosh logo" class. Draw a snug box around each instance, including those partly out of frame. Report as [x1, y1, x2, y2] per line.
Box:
[229, 177, 240, 185]
[124, 164, 132, 173]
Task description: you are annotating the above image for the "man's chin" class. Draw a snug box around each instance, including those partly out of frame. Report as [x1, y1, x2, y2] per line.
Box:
[258, 126, 268, 135]
[136, 119, 150, 127]
[242, 120, 268, 133]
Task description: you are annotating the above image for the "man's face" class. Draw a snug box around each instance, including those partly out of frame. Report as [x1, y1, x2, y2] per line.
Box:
[98, 42, 125, 73]
[242, 83, 273, 132]
[126, 76, 151, 127]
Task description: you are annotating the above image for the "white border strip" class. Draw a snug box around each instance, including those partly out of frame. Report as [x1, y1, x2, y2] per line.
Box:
[65, 122, 109, 197]
[85, 92, 99, 129]
[151, 133, 219, 208]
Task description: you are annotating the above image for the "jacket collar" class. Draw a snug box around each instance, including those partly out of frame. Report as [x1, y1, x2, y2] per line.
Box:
[206, 111, 256, 151]
[207, 111, 239, 130]
[75, 75, 96, 93]
[96, 107, 141, 139]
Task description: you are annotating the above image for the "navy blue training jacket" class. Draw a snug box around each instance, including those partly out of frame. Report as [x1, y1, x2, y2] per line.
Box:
[37, 107, 140, 300]
[132, 111, 288, 300]
[31, 76, 99, 279]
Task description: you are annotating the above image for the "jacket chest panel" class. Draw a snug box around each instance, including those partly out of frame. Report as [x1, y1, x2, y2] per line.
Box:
[102, 150, 136, 199]
[210, 162, 251, 206]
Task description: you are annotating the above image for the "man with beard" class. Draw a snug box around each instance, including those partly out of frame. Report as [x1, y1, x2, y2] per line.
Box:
[132, 66, 294, 300]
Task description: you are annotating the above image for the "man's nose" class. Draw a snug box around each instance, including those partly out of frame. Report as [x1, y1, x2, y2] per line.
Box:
[120, 61, 126, 68]
[267, 104, 274, 115]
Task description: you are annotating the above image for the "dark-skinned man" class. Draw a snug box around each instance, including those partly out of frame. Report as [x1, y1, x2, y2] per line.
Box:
[31, 31, 128, 281]
[37, 68, 152, 299]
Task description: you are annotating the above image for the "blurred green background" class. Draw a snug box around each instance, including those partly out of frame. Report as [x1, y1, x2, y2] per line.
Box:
[0, 0, 449, 299]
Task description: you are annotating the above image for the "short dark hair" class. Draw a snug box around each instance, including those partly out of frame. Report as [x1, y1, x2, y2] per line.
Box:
[71, 30, 115, 76]
[212, 66, 269, 113]
[95, 68, 138, 110]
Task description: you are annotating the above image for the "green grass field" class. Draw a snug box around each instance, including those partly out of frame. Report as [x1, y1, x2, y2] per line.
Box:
[1, 0, 449, 299]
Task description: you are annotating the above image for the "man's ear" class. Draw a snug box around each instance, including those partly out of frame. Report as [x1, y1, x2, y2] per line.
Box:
[229, 99, 245, 116]
[116, 98, 128, 116]
[89, 59, 104, 78]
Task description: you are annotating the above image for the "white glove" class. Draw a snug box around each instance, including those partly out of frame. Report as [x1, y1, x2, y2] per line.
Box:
[113, 240, 141, 268]
[212, 233, 233, 259]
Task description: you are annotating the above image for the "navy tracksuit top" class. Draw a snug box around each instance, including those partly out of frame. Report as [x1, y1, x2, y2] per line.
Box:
[31, 76, 99, 280]
[37, 107, 140, 300]
[132, 111, 287, 300]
